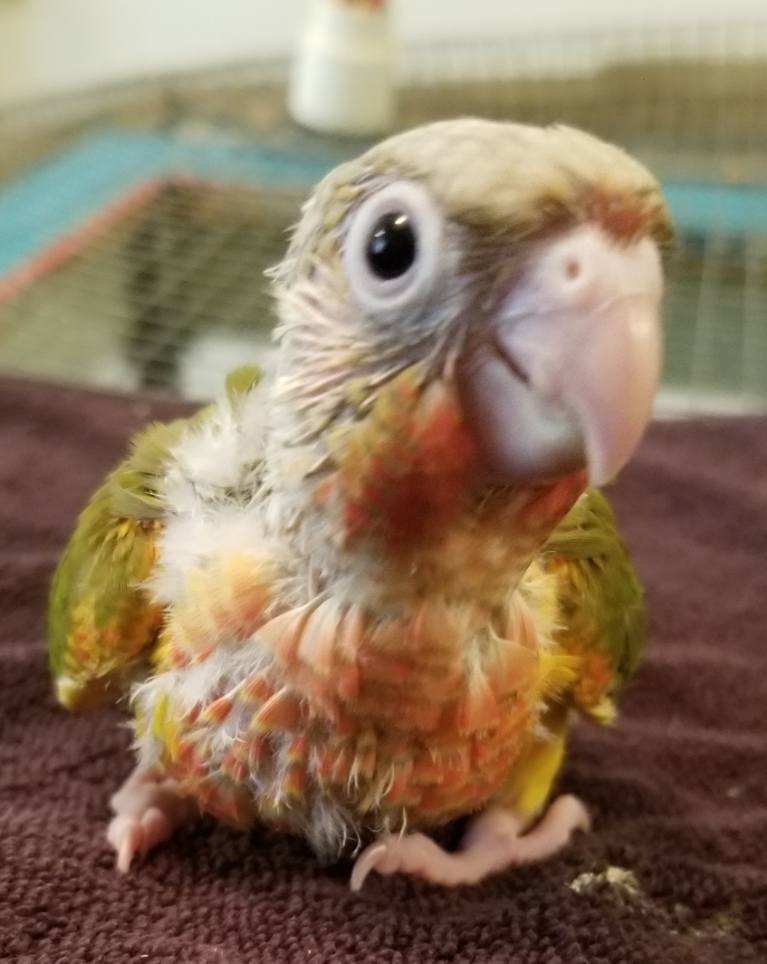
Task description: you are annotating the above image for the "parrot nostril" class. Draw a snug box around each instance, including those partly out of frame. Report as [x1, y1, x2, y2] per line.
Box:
[564, 258, 581, 281]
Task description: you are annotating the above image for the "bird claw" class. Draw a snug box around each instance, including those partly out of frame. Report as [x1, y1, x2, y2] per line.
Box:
[350, 832, 480, 891]
[108, 816, 141, 874]
[350, 843, 389, 892]
[107, 807, 175, 873]
[349, 795, 591, 891]
[553, 794, 591, 835]
[106, 767, 193, 873]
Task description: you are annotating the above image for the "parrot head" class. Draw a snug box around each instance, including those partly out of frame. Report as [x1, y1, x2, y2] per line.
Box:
[270, 119, 671, 568]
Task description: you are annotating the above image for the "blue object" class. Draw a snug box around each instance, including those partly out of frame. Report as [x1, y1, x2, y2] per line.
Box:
[1, 128, 767, 286]
[663, 181, 767, 237]
[0, 129, 339, 282]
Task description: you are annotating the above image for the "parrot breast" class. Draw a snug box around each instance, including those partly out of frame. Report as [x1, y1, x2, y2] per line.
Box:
[136, 548, 576, 854]
[133, 369, 585, 856]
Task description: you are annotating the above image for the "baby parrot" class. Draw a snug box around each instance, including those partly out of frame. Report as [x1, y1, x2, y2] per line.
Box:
[48, 119, 671, 889]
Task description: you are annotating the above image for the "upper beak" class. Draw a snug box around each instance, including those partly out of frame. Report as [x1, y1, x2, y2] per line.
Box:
[457, 224, 664, 487]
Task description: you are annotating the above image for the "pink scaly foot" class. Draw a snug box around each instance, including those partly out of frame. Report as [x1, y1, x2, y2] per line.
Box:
[350, 794, 590, 891]
[106, 766, 196, 873]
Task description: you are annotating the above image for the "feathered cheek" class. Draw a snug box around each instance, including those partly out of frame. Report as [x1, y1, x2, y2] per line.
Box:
[315, 375, 479, 552]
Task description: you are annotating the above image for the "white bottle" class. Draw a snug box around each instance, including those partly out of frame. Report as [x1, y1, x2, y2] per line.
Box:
[288, 0, 397, 137]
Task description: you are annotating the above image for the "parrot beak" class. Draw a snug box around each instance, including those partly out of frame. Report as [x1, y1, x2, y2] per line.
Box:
[457, 224, 664, 487]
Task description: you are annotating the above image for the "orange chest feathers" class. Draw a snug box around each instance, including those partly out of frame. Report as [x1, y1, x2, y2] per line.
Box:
[152, 569, 568, 832]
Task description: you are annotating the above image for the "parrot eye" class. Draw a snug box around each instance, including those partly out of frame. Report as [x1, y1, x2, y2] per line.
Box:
[366, 213, 417, 280]
[344, 180, 443, 314]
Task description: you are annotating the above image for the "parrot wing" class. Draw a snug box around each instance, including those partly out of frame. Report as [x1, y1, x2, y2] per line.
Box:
[540, 487, 646, 725]
[48, 417, 187, 711]
[48, 366, 262, 711]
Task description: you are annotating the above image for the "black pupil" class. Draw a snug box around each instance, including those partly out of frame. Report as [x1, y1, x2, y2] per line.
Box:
[366, 212, 417, 280]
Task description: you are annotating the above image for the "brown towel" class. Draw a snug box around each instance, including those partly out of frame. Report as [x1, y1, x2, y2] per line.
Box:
[1, 376, 765, 964]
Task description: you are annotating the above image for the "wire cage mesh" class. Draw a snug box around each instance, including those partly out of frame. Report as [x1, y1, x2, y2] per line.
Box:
[1, 20, 766, 409]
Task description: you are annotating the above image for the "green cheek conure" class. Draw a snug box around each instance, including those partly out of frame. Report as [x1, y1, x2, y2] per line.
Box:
[48, 119, 671, 889]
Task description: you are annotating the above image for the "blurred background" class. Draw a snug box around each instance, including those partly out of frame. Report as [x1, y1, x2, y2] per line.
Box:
[1, 0, 765, 411]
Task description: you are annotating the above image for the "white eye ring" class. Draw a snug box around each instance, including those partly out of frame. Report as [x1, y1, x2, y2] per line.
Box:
[343, 180, 443, 315]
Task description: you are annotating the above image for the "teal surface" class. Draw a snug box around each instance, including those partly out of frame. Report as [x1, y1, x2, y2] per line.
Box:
[663, 181, 767, 236]
[1, 128, 766, 282]
[0, 130, 337, 279]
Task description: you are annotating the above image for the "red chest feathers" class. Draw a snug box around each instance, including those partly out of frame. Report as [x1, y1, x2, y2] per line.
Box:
[319, 375, 478, 552]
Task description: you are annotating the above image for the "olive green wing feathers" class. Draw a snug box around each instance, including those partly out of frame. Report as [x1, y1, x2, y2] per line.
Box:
[48, 418, 189, 711]
[541, 488, 646, 725]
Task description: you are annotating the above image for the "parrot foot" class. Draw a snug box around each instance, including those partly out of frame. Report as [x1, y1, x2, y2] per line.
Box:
[350, 794, 590, 891]
[106, 766, 195, 873]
